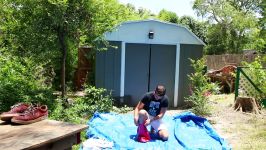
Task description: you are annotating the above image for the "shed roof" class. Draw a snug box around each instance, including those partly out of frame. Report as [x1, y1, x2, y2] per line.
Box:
[105, 19, 205, 45]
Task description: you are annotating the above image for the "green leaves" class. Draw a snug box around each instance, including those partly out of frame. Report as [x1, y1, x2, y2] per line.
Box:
[0, 0, 140, 95]
[156, 10, 207, 44]
[185, 58, 219, 116]
[49, 85, 114, 124]
[158, 9, 179, 23]
[193, 0, 265, 54]
[0, 50, 55, 112]
[241, 56, 266, 95]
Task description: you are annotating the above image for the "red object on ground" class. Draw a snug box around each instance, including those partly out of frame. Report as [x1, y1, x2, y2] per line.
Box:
[11, 105, 48, 124]
[137, 124, 151, 143]
[0, 103, 30, 121]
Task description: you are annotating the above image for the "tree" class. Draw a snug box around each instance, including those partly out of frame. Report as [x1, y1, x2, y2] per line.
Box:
[0, 47, 55, 112]
[157, 9, 179, 23]
[136, 7, 154, 19]
[229, 0, 261, 14]
[0, 0, 136, 97]
[259, 0, 266, 53]
[124, 4, 155, 19]
[179, 16, 208, 44]
[156, 10, 207, 43]
[193, 0, 264, 54]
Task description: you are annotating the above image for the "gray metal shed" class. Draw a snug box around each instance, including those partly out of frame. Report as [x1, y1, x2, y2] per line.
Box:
[96, 19, 205, 107]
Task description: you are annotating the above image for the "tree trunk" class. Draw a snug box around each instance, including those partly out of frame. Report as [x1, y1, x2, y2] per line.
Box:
[234, 97, 261, 114]
[58, 27, 67, 98]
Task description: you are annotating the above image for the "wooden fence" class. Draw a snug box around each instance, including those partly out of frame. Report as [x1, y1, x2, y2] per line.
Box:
[206, 54, 266, 70]
[74, 47, 93, 90]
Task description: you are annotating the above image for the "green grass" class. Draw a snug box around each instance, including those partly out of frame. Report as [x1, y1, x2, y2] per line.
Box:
[209, 94, 266, 150]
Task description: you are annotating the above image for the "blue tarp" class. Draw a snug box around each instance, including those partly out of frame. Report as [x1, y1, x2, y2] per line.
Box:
[83, 112, 231, 150]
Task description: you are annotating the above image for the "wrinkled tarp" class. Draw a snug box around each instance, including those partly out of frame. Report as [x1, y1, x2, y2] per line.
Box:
[82, 112, 231, 150]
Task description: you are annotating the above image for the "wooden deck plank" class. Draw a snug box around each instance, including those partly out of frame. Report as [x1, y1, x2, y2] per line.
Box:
[0, 119, 88, 150]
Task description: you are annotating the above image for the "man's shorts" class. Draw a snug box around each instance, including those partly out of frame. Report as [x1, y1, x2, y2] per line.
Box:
[148, 114, 167, 132]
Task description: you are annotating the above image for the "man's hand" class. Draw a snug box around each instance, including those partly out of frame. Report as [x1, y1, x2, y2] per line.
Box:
[134, 117, 139, 126]
[144, 119, 152, 126]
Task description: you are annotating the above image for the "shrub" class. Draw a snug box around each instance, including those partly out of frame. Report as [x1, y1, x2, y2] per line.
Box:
[241, 56, 266, 104]
[185, 58, 218, 116]
[187, 89, 212, 116]
[0, 52, 55, 112]
[75, 85, 113, 116]
[49, 86, 114, 124]
[112, 105, 133, 114]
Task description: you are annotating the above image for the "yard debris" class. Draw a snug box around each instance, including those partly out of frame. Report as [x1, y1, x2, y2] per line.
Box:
[207, 65, 237, 93]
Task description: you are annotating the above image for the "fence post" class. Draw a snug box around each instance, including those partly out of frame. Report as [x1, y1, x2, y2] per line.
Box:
[235, 67, 241, 100]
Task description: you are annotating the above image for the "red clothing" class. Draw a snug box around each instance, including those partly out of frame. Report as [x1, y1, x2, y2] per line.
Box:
[137, 123, 151, 143]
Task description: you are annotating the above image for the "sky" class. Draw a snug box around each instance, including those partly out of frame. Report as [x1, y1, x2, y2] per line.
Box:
[118, 0, 198, 19]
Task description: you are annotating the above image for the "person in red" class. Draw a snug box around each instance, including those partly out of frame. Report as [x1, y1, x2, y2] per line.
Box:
[134, 85, 169, 141]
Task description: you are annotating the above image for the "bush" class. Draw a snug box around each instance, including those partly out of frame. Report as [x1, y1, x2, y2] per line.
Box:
[75, 85, 113, 116]
[241, 56, 266, 104]
[49, 86, 114, 124]
[0, 52, 55, 112]
[187, 89, 212, 116]
[185, 58, 218, 116]
[112, 105, 133, 114]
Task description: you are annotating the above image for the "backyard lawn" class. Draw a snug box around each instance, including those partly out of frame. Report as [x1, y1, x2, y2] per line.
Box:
[205, 94, 265, 150]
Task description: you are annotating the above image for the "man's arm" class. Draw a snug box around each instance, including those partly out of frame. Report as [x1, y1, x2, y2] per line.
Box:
[134, 101, 144, 126]
[151, 107, 167, 122]
[144, 107, 167, 126]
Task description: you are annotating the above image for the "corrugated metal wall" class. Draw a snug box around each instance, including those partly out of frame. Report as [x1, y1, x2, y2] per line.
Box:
[178, 44, 203, 106]
[123, 43, 176, 106]
[149, 44, 176, 107]
[95, 41, 121, 97]
[96, 42, 203, 107]
[124, 43, 150, 106]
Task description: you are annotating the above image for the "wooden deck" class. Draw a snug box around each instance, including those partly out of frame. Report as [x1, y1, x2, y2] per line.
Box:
[0, 119, 88, 150]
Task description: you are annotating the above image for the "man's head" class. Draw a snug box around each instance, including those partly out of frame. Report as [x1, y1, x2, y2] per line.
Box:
[154, 85, 166, 100]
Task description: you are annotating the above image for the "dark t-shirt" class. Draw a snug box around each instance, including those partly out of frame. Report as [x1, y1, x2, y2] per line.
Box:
[141, 92, 169, 117]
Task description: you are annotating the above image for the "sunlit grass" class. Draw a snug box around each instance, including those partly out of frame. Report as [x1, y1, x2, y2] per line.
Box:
[209, 94, 266, 150]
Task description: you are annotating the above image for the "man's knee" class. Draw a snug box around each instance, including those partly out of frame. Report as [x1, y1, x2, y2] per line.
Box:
[158, 129, 169, 141]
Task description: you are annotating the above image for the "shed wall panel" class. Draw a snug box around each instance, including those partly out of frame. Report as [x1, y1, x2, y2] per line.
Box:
[95, 41, 121, 97]
[124, 43, 150, 106]
[149, 44, 176, 107]
[178, 44, 203, 106]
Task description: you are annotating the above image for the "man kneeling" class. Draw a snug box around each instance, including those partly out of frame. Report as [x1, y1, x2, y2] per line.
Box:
[134, 85, 169, 141]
